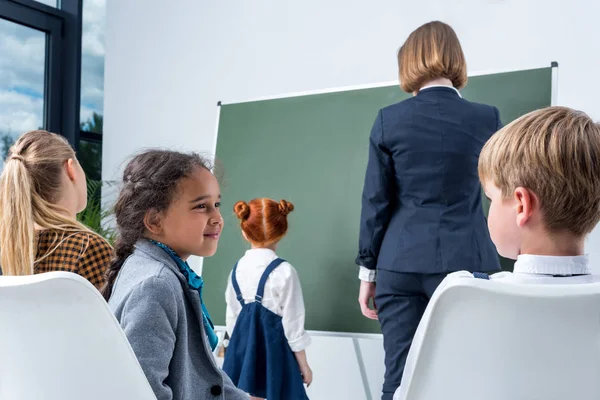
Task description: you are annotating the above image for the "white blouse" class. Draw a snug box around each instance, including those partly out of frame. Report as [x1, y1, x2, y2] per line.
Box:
[225, 248, 311, 352]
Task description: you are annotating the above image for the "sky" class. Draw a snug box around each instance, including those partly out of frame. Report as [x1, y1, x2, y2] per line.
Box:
[0, 0, 106, 136]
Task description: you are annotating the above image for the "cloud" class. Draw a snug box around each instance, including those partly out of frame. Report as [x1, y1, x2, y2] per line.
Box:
[80, 105, 96, 124]
[81, 0, 106, 118]
[0, 90, 43, 134]
[0, 21, 45, 99]
[0, 0, 106, 137]
[0, 20, 44, 134]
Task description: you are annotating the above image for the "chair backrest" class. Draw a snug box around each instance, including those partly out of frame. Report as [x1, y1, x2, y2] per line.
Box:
[395, 277, 600, 400]
[0, 272, 156, 400]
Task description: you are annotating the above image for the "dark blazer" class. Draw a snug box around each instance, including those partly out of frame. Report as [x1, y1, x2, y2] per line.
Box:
[356, 86, 501, 274]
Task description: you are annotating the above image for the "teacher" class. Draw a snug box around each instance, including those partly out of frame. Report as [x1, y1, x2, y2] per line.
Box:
[356, 21, 501, 399]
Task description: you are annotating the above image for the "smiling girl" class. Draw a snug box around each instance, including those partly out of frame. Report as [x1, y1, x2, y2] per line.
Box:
[102, 150, 247, 400]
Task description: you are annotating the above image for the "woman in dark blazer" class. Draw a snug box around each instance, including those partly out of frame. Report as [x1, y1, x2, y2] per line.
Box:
[356, 21, 501, 400]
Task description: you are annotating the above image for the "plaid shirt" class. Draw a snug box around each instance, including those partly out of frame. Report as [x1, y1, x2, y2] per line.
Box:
[35, 230, 113, 289]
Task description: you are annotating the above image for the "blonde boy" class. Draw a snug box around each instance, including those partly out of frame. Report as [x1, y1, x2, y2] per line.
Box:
[471, 106, 600, 281]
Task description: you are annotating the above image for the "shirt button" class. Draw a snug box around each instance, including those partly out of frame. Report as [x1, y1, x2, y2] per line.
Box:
[211, 385, 222, 396]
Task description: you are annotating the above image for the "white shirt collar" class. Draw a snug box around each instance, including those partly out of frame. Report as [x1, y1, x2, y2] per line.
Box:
[419, 84, 462, 98]
[244, 248, 277, 259]
[513, 254, 591, 276]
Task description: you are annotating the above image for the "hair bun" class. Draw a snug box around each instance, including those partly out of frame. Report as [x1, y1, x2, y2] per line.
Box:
[278, 200, 294, 216]
[234, 201, 250, 221]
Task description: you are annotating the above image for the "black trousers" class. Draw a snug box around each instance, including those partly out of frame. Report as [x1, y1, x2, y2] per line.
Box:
[375, 269, 448, 400]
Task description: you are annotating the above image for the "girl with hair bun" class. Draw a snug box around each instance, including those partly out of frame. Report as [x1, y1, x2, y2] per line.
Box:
[224, 198, 312, 400]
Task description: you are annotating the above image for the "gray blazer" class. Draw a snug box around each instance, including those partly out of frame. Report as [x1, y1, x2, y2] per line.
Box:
[109, 239, 248, 400]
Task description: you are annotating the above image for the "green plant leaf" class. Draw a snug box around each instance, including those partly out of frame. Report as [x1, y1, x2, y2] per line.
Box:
[77, 177, 117, 245]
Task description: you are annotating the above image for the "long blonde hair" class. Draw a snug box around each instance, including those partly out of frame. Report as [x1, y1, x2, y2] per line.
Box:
[0, 130, 99, 276]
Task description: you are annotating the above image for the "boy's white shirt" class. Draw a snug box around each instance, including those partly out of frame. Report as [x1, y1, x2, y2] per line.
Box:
[225, 248, 311, 352]
[360, 254, 592, 283]
[444, 254, 592, 286]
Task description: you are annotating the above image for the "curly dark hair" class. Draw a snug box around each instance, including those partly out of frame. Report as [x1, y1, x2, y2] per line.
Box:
[101, 150, 212, 301]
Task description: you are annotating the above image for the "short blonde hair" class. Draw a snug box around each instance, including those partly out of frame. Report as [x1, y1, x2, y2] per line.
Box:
[479, 106, 600, 236]
[398, 21, 467, 93]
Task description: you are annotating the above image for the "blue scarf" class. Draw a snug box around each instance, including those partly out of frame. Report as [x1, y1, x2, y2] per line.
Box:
[150, 240, 218, 351]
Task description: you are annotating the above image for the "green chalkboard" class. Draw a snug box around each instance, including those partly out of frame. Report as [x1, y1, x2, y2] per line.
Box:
[204, 67, 552, 333]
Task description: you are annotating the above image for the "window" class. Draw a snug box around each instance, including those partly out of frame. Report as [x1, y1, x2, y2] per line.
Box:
[79, 0, 105, 181]
[34, 0, 58, 7]
[0, 18, 46, 161]
[0, 0, 109, 237]
[0, 0, 68, 168]
[0, 0, 102, 180]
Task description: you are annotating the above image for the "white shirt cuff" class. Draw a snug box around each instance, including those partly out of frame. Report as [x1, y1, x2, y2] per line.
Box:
[359, 266, 377, 282]
[288, 332, 312, 352]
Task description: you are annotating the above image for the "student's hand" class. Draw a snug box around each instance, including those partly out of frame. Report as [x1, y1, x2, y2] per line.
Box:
[294, 351, 312, 387]
[359, 281, 378, 320]
[300, 363, 313, 387]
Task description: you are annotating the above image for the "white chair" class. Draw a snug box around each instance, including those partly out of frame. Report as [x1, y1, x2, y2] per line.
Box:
[394, 277, 600, 400]
[0, 272, 156, 400]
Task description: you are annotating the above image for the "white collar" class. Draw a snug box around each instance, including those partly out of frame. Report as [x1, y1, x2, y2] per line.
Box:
[244, 248, 277, 259]
[513, 254, 591, 276]
[419, 85, 462, 98]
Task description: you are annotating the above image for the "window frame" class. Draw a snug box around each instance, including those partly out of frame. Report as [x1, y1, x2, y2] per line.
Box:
[1, 0, 86, 152]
